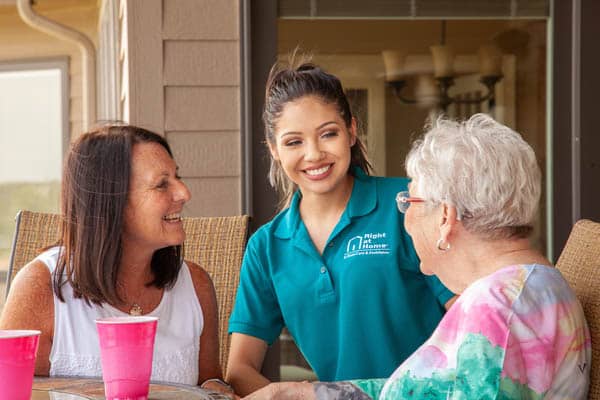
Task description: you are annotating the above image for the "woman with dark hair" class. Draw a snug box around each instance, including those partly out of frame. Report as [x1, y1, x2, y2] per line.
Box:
[0, 125, 235, 395]
[225, 59, 455, 396]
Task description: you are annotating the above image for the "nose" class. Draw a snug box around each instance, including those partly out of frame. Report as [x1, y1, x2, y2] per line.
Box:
[304, 140, 324, 162]
[174, 179, 191, 203]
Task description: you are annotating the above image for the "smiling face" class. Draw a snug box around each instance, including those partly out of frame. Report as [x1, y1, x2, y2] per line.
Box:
[122, 142, 191, 253]
[269, 95, 357, 199]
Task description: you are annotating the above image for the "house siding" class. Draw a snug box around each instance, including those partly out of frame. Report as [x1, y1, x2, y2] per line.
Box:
[121, 0, 241, 217]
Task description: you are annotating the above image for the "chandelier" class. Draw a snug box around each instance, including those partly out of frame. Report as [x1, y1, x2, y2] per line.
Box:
[382, 21, 504, 111]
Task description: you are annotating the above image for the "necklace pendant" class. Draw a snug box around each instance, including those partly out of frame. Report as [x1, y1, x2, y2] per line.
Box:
[129, 303, 143, 316]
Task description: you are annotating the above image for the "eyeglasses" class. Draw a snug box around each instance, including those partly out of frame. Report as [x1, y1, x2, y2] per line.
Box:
[396, 191, 425, 213]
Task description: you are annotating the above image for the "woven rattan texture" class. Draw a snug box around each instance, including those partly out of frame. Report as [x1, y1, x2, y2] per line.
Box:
[182, 216, 249, 375]
[556, 219, 600, 399]
[8, 210, 249, 377]
[8, 210, 61, 290]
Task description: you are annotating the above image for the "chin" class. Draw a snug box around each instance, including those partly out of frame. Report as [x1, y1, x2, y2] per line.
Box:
[419, 263, 435, 276]
[156, 236, 185, 250]
[154, 243, 181, 253]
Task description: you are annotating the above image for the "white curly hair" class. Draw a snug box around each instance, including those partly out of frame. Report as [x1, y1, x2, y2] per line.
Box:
[405, 113, 541, 239]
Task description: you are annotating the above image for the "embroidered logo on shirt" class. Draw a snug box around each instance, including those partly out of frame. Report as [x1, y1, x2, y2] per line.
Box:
[344, 232, 391, 259]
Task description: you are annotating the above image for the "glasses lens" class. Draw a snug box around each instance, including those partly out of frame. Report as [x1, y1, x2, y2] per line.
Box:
[396, 191, 410, 213]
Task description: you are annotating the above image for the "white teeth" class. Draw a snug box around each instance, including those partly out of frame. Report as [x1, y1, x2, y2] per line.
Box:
[163, 213, 182, 221]
[305, 165, 330, 176]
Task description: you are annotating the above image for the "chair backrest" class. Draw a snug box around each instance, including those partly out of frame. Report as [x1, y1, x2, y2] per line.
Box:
[6, 210, 61, 296]
[182, 215, 249, 375]
[6, 210, 249, 377]
[556, 219, 600, 400]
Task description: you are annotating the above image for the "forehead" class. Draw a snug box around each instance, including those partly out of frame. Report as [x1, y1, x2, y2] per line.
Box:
[276, 96, 342, 130]
[131, 142, 175, 173]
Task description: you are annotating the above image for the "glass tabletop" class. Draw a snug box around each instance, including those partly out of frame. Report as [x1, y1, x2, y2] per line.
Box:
[32, 390, 90, 400]
[32, 378, 231, 400]
[31, 390, 220, 400]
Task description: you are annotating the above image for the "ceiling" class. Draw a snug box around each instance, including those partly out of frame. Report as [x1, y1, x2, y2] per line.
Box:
[279, 19, 543, 55]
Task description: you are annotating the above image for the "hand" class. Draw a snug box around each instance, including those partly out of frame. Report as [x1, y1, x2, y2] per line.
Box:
[243, 382, 315, 400]
[201, 379, 241, 400]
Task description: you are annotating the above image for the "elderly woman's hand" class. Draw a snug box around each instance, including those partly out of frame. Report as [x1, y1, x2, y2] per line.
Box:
[243, 382, 315, 400]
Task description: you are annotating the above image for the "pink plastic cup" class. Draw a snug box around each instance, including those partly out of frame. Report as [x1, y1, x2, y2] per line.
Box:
[0, 330, 41, 400]
[96, 316, 158, 400]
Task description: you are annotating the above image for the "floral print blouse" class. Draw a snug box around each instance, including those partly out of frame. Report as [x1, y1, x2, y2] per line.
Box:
[314, 264, 591, 399]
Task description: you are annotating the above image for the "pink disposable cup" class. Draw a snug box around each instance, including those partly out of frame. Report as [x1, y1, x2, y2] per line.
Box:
[0, 330, 41, 400]
[96, 316, 158, 400]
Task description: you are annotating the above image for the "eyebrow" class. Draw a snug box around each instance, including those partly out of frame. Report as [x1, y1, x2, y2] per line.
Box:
[155, 166, 179, 178]
[280, 120, 339, 138]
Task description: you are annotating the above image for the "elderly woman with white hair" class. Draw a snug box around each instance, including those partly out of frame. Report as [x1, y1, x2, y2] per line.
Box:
[245, 114, 591, 400]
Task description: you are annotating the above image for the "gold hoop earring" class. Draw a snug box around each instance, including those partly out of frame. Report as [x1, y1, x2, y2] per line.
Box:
[436, 238, 451, 251]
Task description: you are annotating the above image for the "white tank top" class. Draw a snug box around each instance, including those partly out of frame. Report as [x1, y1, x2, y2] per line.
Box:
[37, 247, 202, 385]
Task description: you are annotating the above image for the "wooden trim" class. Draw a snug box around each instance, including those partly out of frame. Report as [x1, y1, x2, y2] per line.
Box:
[249, 0, 278, 231]
[249, 0, 280, 381]
[570, 0, 581, 224]
[240, 0, 252, 215]
[98, 0, 120, 122]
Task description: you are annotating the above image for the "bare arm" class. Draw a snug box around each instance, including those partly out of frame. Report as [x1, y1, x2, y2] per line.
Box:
[187, 261, 222, 384]
[0, 260, 54, 375]
[243, 381, 315, 400]
[226, 333, 271, 396]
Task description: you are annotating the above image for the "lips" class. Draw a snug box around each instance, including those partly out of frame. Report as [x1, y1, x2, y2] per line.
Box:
[163, 213, 182, 222]
[304, 164, 331, 176]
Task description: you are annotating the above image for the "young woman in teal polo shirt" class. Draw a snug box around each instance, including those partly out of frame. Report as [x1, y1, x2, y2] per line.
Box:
[225, 59, 455, 396]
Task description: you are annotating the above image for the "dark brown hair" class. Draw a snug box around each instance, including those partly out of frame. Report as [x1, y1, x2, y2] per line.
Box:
[263, 57, 372, 209]
[54, 125, 183, 305]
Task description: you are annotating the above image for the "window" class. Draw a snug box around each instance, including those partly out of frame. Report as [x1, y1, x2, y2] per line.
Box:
[0, 59, 68, 303]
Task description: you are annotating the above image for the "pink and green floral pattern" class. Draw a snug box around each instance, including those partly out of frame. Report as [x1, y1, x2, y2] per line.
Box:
[316, 265, 591, 399]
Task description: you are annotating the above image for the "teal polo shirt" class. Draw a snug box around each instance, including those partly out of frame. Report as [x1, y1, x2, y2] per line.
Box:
[229, 170, 453, 381]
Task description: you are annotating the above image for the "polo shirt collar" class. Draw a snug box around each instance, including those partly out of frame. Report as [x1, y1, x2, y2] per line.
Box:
[274, 191, 303, 239]
[346, 167, 377, 218]
[274, 167, 377, 239]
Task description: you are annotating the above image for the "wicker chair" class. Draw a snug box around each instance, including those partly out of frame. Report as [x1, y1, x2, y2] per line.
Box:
[556, 219, 600, 400]
[182, 215, 249, 375]
[6, 210, 249, 376]
[6, 210, 61, 296]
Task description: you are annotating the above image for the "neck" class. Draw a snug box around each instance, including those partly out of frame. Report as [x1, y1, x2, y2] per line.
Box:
[299, 175, 354, 220]
[440, 229, 551, 294]
[118, 241, 155, 287]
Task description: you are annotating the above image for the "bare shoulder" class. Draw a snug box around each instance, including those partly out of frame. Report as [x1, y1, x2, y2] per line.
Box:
[0, 259, 54, 328]
[8, 259, 53, 302]
[185, 260, 217, 302]
[185, 260, 214, 288]
[184, 261, 217, 320]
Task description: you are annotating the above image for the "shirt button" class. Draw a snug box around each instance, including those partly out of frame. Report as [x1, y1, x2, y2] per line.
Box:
[320, 266, 327, 274]
[328, 242, 334, 247]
